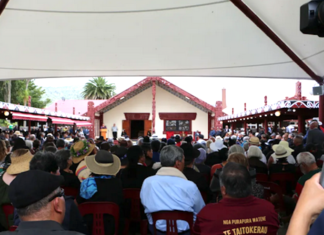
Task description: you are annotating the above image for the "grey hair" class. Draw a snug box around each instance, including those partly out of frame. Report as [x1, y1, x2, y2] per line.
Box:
[228, 145, 245, 155]
[29, 134, 36, 141]
[247, 146, 262, 158]
[17, 187, 60, 217]
[297, 152, 316, 166]
[160, 145, 184, 167]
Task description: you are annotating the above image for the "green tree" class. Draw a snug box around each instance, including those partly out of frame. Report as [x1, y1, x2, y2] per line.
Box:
[82, 77, 116, 99]
[0, 80, 51, 108]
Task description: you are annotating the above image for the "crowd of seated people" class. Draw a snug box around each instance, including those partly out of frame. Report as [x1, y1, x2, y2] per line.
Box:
[0, 119, 324, 234]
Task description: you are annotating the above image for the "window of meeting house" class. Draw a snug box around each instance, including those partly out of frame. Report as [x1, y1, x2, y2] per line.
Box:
[165, 120, 191, 132]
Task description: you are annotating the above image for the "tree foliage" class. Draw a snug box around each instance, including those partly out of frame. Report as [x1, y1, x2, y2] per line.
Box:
[0, 80, 51, 108]
[82, 77, 116, 99]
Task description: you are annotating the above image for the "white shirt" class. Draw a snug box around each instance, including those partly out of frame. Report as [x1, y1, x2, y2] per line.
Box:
[112, 126, 118, 132]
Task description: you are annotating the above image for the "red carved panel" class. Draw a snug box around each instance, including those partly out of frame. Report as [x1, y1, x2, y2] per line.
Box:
[159, 113, 197, 120]
[124, 113, 150, 120]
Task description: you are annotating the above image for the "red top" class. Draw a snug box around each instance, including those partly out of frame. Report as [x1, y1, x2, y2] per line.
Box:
[176, 142, 181, 147]
[193, 196, 279, 235]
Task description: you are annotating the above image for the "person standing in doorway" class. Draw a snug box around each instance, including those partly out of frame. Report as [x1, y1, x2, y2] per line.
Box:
[112, 124, 118, 140]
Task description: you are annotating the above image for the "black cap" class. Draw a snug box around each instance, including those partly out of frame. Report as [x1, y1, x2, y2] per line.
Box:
[180, 143, 200, 163]
[9, 170, 64, 209]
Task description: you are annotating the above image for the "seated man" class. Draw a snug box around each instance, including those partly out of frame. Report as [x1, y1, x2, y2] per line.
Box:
[2, 170, 84, 235]
[294, 152, 321, 200]
[140, 145, 205, 235]
[193, 162, 279, 235]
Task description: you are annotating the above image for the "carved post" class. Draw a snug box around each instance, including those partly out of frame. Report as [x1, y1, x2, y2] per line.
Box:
[28, 96, 31, 107]
[264, 96, 267, 106]
[73, 107, 75, 115]
[244, 103, 246, 112]
[87, 102, 95, 139]
[152, 81, 156, 134]
[296, 81, 302, 100]
[232, 108, 234, 115]
[55, 103, 57, 112]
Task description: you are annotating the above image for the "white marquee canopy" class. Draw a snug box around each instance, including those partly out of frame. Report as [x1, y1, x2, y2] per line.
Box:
[0, 0, 323, 82]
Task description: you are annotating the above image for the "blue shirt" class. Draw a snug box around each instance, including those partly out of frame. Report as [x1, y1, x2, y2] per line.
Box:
[308, 209, 324, 235]
[140, 168, 205, 232]
[209, 130, 216, 137]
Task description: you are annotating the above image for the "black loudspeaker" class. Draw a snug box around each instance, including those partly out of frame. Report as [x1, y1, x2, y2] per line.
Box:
[300, 0, 324, 37]
[313, 85, 324, 95]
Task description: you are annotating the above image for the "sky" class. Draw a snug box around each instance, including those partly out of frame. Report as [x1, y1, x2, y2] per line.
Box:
[34, 77, 319, 114]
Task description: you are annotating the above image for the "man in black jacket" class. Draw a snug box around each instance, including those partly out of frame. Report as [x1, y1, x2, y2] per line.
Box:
[181, 144, 209, 193]
[2, 170, 85, 235]
[306, 121, 324, 158]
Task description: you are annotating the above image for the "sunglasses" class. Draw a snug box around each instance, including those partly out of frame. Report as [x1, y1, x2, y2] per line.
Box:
[48, 188, 65, 202]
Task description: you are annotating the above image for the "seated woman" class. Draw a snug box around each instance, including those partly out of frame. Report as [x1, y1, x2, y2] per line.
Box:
[247, 146, 268, 174]
[120, 146, 154, 189]
[268, 140, 296, 166]
[0, 149, 33, 230]
[76, 150, 124, 235]
[269, 145, 296, 174]
[55, 149, 80, 189]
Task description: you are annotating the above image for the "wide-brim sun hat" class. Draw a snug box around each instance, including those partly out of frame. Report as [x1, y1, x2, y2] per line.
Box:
[85, 150, 121, 176]
[249, 137, 260, 145]
[272, 140, 294, 153]
[210, 139, 227, 152]
[6, 150, 33, 175]
[272, 145, 292, 159]
[71, 140, 95, 164]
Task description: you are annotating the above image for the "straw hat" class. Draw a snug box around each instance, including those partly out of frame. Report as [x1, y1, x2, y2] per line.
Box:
[6, 150, 33, 175]
[85, 150, 121, 176]
[210, 139, 227, 152]
[272, 145, 292, 159]
[71, 140, 95, 164]
[14, 131, 22, 136]
[272, 140, 294, 153]
[249, 137, 260, 145]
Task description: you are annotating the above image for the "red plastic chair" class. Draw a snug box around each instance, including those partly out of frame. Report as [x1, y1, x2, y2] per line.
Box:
[257, 181, 285, 213]
[270, 173, 297, 195]
[123, 189, 147, 235]
[256, 173, 269, 182]
[151, 211, 193, 235]
[78, 202, 119, 235]
[62, 187, 79, 198]
[2, 204, 14, 229]
[210, 164, 223, 178]
[9, 226, 18, 231]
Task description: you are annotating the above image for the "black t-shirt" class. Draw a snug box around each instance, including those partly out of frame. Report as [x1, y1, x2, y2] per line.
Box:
[120, 165, 154, 189]
[76, 178, 124, 235]
[183, 167, 209, 192]
[60, 170, 80, 189]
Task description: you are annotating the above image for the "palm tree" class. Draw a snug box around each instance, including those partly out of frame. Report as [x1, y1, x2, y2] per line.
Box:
[82, 77, 116, 99]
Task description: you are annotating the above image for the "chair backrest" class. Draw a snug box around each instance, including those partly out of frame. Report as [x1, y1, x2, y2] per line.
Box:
[210, 164, 223, 178]
[78, 202, 119, 235]
[199, 190, 208, 204]
[151, 211, 193, 235]
[123, 188, 142, 221]
[9, 226, 17, 231]
[1, 204, 14, 228]
[62, 187, 79, 198]
[257, 181, 285, 212]
[317, 160, 323, 168]
[256, 173, 269, 182]
[270, 172, 296, 194]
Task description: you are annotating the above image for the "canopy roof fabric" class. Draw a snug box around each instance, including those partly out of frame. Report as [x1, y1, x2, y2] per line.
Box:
[74, 121, 92, 127]
[50, 117, 75, 125]
[0, 0, 323, 82]
[11, 112, 48, 122]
